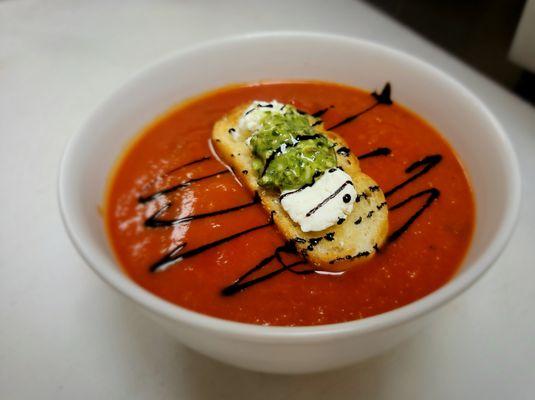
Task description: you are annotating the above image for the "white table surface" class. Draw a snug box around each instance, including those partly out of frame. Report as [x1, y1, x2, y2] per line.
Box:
[1, 1, 534, 398]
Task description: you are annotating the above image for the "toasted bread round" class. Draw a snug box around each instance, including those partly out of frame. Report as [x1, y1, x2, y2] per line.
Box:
[212, 104, 388, 270]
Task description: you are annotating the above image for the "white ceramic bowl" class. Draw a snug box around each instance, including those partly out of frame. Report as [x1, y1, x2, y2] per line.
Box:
[59, 32, 521, 374]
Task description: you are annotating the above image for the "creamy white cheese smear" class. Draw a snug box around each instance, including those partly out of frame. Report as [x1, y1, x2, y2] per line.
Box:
[280, 168, 356, 232]
[235, 100, 286, 140]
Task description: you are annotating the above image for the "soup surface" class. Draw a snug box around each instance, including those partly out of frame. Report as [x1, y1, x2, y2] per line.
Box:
[106, 81, 475, 326]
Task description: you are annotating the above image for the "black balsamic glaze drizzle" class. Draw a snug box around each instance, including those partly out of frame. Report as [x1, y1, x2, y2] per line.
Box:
[279, 170, 322, 201]
[165, 156, 212, 175]
[145, 196, 260, 228]
[327, 83, 392, 130]
[337, 147, 351, 156]
[325, 154, 442, 265]
[384, 155, 442, 197]
[380, 155, 442, 243]
[150, 221, 273, 273]
[139, 169, 229, 203]
[311, 106, 333, 118]
[221, 241, 313, 296]
[387, 188, 440, 242]
[261, 134, 323, 177]
[357, 147, 392, 160]
[305, 180, 353, 217]
[136, 83, 443, 295]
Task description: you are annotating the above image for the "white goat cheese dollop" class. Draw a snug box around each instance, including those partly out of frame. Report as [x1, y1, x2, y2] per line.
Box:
[235, 100, 286, 140]
[280, 168, 356, 232]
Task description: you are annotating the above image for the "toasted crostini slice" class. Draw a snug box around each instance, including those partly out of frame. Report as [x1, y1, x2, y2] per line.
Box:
[211, 103, 388, 270]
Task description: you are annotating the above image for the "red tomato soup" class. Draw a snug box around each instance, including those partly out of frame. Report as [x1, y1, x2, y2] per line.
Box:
[105, 81, 475, 326]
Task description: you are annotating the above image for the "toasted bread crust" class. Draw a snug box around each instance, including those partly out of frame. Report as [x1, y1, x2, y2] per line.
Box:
[212, 104, 388, 270]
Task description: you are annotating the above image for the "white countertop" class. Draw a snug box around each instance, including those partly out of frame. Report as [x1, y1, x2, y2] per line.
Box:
[1, 1, 534, 398]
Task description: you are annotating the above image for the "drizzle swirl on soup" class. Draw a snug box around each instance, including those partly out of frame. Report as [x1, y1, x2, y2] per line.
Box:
[105, 81, 475, 326]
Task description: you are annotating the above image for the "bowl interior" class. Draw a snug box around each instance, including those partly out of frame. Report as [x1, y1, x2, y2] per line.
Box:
[60, 33, 519, 332]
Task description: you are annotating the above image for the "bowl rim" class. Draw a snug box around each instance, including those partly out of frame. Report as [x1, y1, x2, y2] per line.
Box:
[58, 31, 521, 342]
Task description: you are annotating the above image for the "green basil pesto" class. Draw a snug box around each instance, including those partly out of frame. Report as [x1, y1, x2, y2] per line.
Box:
[248, 105, 336, 191]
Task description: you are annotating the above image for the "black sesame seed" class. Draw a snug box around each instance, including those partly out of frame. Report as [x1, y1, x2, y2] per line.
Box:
[325, 232, 335, 241]
[337, 218, 345, 225]
[309, 237, 323, 245]
[343, 194, 351, 203]
[336, 147, 350, 156]
[354, 216, 362, 225]
[242, 170, 248, 175]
